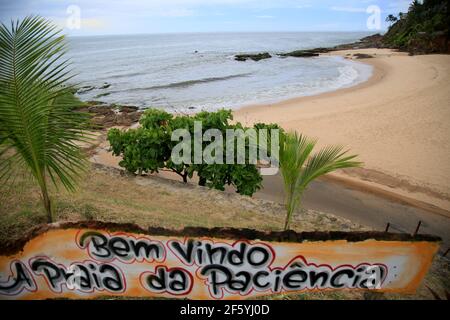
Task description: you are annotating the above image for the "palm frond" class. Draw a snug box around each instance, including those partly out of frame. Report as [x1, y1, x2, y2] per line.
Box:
[0, 16, 90, 221]
[279, 131, 362, 230]
[300, 146, 362, 188]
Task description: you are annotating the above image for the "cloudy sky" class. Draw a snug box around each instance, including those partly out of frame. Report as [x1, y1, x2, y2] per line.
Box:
[0, 0, 414, 36]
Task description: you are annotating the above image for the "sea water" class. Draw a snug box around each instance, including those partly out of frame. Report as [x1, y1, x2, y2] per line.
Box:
[68, 32, 373, 112]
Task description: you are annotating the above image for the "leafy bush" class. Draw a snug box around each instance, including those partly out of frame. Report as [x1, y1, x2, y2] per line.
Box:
[108, 109, 282, 196]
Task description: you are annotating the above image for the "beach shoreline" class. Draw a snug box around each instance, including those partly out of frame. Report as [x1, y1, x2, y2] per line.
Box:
[88, 48, 450, 217]
[234, 48, 450, 216]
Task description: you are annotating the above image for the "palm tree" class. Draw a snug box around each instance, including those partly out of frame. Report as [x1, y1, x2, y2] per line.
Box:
[386, 14, 398, 25]
[0, 16, 90, 223]
[279, 132, 362, 230]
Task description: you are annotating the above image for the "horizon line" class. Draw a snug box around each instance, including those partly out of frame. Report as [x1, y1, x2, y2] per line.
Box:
[66, 30, 384, 38]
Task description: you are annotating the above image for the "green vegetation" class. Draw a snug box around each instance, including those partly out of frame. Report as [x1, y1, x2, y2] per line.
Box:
[0, 16, 90, 223]
[108, 108, 281, 196]
[279, 132, 362, 230]
[383, 0, 449, 54]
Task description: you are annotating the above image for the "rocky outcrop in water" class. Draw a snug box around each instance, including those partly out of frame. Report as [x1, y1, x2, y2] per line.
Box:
[278, 48, 330, 58]
[234, 34, 385, 62]
[76, 82, 111, 94]
[77, 85, 96, 94]
[234, 52, 272, 61]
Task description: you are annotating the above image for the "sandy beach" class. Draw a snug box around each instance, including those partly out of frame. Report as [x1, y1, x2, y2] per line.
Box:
[234, 48, 450, 215]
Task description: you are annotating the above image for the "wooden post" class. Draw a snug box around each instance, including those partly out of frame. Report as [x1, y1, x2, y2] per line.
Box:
[443, 248, 449, 257]
[413, 221, 422, 237]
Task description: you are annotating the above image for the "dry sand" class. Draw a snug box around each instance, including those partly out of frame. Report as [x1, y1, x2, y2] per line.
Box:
[234, 49, 450, 215]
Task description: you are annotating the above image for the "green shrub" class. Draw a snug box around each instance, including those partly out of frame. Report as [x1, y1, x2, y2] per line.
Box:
[108, 109, 282, 196]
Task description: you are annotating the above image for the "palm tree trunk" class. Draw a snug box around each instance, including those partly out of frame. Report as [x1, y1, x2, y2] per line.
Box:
[42, 188, 53, 223]
[283, 215, 290, 231]
[284, 191, 302, 231]
[38, 175, 53, 223]
[284, 204, 294, 230]
[284, 193, 293, 231]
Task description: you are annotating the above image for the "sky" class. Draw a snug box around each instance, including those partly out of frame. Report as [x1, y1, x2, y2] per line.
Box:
[0, 0, 414, 36]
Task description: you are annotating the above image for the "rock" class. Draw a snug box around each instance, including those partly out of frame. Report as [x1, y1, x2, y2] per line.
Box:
[119, 105, 139, 113]
[333, 34, 384, 51]
[276, 35, 384, 59]
[353, 53, 374, 59]
[279, 50, 320, 58]
[77, 83, 111, 94]
[75, 101, 142, 129]
[234, 33, 384, 61]
[87, 105, 114, 115]
[77, 85, 95, 94]
[94, 92, 111, 99]
[128, 111, 142, 123]
[278, 47, 331, 58]
[115, 114, 134, 126]
[99, 82, 111, 89]
[88, 105, 142, 129]
[310, 47, 332, 54]
[235, 52, 272, 62]
[86, 100, 104, 106]
[360, 33, 384, 44]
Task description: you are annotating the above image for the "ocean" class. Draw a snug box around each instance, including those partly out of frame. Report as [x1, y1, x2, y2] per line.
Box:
[67, 32, 373, 113]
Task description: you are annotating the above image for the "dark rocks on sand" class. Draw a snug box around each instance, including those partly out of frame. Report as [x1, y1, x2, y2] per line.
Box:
[86, 100, 104, 106]
[234, 52, 272, 61]
[79, 103, 143, 129]
[353, 53, 374, 59]
[119, 105, 139, 113]
[87, 105, 113, 115]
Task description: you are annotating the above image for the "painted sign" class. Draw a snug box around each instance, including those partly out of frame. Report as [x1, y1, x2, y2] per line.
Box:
[0, 222, 440, 300]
